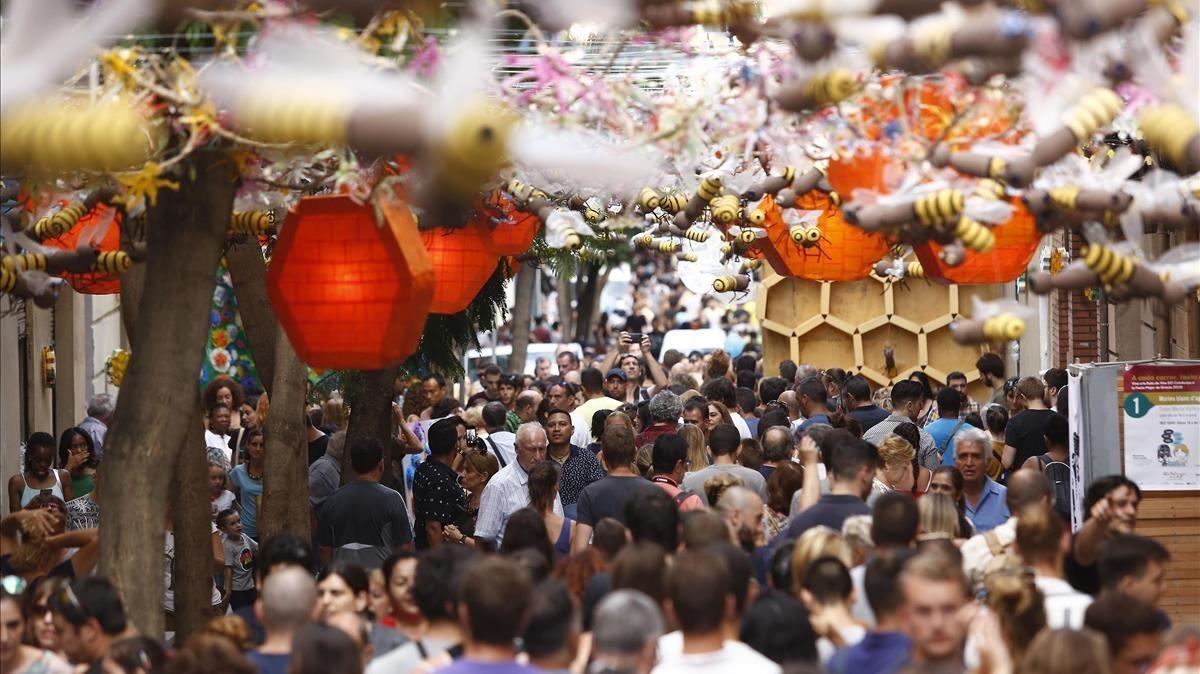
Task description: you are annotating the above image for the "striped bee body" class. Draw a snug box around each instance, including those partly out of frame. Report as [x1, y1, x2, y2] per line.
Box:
[2, 253, 48, 273]
[982, 315, 1026, 341]
[906, 261, 926, 279]
[709, 195, 742, 225]
[660, 191, 688, 214]
[955, 217, 996, 253]
[1061, 88, 1123, 142]
[1083, 244, 1135, 286]
[230, 211, 275, 235]
[712, 274, 751, 293]
[33, 202, 87, 240]
[91, 251, 133, 275]
[682, 227, 711, 242]
[637, 188, 663, 211]
[913, 190, 964, 227]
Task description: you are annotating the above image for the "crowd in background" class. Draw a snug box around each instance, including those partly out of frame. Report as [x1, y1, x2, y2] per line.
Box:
[2, 312, 1194, 674]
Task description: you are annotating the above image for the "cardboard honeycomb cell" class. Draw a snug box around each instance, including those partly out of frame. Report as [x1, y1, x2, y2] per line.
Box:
[757, 271, 1003, 402]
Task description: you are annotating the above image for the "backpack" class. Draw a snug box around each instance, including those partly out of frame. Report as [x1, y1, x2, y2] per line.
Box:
[987, 439, 1005, 481]
[673, 489, 697, 506]
[1036, 454, 1073, 523]
[981, 528, 1022, 583]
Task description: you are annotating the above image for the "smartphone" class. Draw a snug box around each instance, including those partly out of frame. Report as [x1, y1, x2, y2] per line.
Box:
[627, 332, 643, 342]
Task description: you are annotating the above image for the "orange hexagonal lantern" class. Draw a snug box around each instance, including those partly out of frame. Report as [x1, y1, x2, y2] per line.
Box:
[912, 199, 1042, 284]
[422, 222, 500, 315]
[758, 193, 890, 281]
[44, 203, 125, 294]
[757, 150, 894, 282]
[267, 194, 434, 369]
[477, 192, 541, 257]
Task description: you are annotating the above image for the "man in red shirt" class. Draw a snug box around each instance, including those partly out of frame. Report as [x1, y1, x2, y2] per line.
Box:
[649, 434, 704, 511]
[636, 391, 681, 450]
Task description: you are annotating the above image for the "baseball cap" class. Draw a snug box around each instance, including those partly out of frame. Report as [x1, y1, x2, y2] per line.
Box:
[606, 369, 628, 381]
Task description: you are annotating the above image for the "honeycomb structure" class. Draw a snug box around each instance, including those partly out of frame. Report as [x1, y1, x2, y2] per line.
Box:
[757, 270, 1002, 400]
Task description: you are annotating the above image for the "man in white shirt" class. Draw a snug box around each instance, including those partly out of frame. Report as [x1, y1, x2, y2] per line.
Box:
[205, 403, 233, 465]
[480, 402, 516, 467]
[653, 547, 780, 674]
[1015, 502, 1092, 628]
[474, 423, 562, 546]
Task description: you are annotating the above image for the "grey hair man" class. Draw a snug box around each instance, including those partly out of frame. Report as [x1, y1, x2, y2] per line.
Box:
[249, 567, 319, 672]
[78, 393, 116, 460]
[474, 423, 560, 545]
[591, 590, 665, 674]
[954, 426, 1010, 534]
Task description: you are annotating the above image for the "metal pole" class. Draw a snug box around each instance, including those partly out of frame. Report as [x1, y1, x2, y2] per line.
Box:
[1098, 289, 1109, 362]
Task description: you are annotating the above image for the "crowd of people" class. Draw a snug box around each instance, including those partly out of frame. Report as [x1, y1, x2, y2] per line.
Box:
[2, 329, 1194, 674]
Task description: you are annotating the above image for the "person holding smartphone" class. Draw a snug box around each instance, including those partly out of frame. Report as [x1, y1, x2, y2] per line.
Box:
[598, 332, 668, 405]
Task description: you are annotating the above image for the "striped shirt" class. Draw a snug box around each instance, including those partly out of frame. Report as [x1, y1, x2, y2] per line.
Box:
[475, 460, 563, 544]
[862, 414, 940, 470]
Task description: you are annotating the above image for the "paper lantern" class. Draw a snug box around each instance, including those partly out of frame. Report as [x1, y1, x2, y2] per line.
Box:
[422, 221, 500, 315]
[912, 199, 1042, 284]
[757, 151, 894, 281]
[477, 192, 541, 256]
[757, 193, 889, 281]
[267, 194, 434, 369]
[44, 203, 124, 294]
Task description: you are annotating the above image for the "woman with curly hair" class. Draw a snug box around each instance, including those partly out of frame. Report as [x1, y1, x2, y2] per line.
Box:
[0, 495, 99, 584]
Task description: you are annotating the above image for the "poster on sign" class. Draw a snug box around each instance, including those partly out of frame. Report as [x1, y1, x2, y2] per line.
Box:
[1121, 364, 1200, 491]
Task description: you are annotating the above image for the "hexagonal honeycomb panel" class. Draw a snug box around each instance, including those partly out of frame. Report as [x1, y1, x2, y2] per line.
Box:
[756, 271, 1003, 400]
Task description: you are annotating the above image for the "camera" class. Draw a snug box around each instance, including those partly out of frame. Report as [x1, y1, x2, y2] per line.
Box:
[465, 430, 486, 450]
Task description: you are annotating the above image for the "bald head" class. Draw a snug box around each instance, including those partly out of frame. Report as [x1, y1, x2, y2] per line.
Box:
[516, 422, 549, 471]
[716, 486, 762, 519]
[515, 390, 542, 422]
[260, 567, 317, 631]
[762, 427, 792, 463]
[1007, 468, 1054, 512]
[778, 390, 799, 417]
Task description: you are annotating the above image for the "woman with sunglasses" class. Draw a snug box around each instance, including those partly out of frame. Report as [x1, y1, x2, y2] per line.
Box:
[0, 583, 71, 674]
[22, 576, 69, 658]
[0, 495, 99, 584]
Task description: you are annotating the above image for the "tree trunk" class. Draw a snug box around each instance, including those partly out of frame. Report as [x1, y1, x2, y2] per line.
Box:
[555, 275, 574, 345]
[99, 150, 235, 637]
[509, 264, 536, 374]
[118, 260, 146, 340]
[573, 263, 601, 347]
[171, 411, 213, 644]
[259, 329, 311, 539]
[225, 241, 278, 389]
[342, 365, 402, 490]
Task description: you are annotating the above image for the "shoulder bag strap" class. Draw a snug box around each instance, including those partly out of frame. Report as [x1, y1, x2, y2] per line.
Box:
[484, 436, 506, 467]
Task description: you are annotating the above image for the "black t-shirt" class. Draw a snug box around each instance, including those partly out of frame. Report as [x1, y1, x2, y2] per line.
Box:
[575, 475, 662, 526]
[413, 459, 468, 549]
[849, 405, 889, 432]
[1005, 409, 1057, 471]
[308, 434, 329, 466]
[317, 480, 413, 569]
[778, 494, 871, 544]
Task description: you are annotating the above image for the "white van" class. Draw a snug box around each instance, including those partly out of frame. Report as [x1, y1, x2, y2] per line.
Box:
[464, 342, 584, 380]
[657, 329, 726, 360]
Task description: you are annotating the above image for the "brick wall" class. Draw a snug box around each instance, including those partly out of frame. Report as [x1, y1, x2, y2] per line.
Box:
[1052, 230, 1100, 365]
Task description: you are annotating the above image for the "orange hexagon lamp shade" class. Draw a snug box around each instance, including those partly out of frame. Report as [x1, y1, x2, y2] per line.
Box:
[422, 222, 500, 315]
[44, 203, 124, 294]
[267, 194, 434, 369]
[912, 199, 1042, 284]
[477, 192, 541, 257]
[757, 150, 893, 282]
